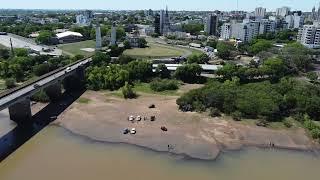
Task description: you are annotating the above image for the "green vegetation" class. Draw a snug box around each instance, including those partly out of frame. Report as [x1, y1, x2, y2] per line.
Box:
[177, 78, 320, 120]
[123, 43, 185, 58]
[58, 40, 96, 56]
[181, 23, 204, 35]
[248, 39, 273, 55]
[31, 90, 50, 103]
[122, 82, 136, 99]
[187, 53, 209, 64]
[0, 48, 76, 85]
[174, 64, 203, 83]
[216, 41, 235, 59]
[77, 97, 91, 104]
[5, 78, 16, 89]
[36, 30, 55, 45]
[150, 79, 179, 92]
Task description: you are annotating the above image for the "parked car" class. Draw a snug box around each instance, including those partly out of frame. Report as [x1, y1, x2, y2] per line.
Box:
[65, 67, 72, 73]
[0, 32, 7, 35]
[33, 84, 41, 89]
[130, 128, 136, 134]
[123, 128, 130, 134]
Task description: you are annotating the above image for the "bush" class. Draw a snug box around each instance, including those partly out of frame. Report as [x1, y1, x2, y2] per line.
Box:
[31, 90, 50, 102]
[283, 119, 293, 128]
[150, 79, 179, 92]
[209, 107, 221, 117]
[231, 111, 242, 121]
[122, 82, 136, 99]
[310, 129, 320, 139]
[5, 78, 16, 89]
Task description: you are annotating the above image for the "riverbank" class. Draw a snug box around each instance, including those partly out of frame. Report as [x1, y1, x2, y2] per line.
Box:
[54, 90, 320, 160]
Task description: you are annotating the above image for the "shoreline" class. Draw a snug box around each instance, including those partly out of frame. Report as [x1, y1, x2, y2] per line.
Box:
[53, 123, 320, 161]
[52, 90, 320, 160]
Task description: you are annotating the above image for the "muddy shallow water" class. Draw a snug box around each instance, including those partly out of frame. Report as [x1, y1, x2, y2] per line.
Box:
[0, 125, 319, 180]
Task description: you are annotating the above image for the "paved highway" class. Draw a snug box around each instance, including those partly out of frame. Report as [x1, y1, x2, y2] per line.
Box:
[0, 58, 91, 111]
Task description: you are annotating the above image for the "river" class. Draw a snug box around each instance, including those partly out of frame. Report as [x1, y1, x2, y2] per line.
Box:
[0, 123, 319, 180]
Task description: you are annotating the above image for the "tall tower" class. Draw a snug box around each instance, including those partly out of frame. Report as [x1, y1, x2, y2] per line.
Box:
[160, 6, 170, 35]
[95, 23, 102, 50]
[206, 14, 218, 36]
[110, 22, 117, 46]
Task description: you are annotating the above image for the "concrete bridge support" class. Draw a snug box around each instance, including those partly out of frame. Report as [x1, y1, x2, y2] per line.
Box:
[45, 82, 62, 102]
[63, 67, 86, 92]
[8, 98, 32, 125]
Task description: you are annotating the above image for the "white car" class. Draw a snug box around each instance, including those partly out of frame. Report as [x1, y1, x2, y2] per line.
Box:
[136, 116, 142, 121]
[130, 128, 136, 134]
[128, 115, 135, 122]
[65, 67, 72, 73]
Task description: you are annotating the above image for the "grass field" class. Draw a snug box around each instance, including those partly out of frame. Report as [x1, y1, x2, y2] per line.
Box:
[123, 43, 188, 59]
[58, 40, 96, 57]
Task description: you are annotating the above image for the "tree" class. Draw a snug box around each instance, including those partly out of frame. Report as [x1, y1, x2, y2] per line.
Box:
[207, 40, 218, 49]
[279, 42, 312, 72]
[306, 72, 318, 82]
[123, 40, 131, 49]
[263, 58, 286, 81]
[36, 31, 54, 45]
[117, 55, 135, 65]
[92, 52, 111, 66]
[138, 38, 147, 48]
[0, 49, 10, 59]
[5, 78, 16, 89]
[174, 64, 202, 83]
[216, 42, 233, 59]
[33, 63, 51, 76]
[248, 39, 272, 55]
[155, 63, 171, 79]
[187, 53, 209, 64]
[126, 60, 153, 82]
[14, 48, 28, 57]
[122, 82, 136, 99]
[182, 23, 204, 35]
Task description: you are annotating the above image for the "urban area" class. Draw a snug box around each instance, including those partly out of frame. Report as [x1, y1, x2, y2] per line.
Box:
[0, 1, 320, 180]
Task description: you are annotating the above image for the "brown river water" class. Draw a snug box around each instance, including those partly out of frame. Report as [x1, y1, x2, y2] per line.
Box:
[0, 111, 320, 180]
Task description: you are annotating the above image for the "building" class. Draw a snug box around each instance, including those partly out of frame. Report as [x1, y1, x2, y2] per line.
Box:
[205, 14, 219, 36]
[160, 6, 170, 35]
[126, 33, 140, 48]
[76, 10, 93, 26]
[110, 22, 117, 46]
[276, 7, 290, 17]
[56, 31, 83, 43]
[154, 13, 160, 35]
[286, 13, 304, 29]
[231, 20, 260, 42]
[259, 19, 276, 34]
[297, 23, 320, 48]
[255, 7, 266, 18]
[220, 23, 231, 40]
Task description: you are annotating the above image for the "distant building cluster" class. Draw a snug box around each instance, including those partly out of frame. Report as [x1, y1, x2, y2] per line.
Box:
[76, 10, 94, 26]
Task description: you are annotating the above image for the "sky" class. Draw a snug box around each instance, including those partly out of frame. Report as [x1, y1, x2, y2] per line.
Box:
[0, 0, 317, 11]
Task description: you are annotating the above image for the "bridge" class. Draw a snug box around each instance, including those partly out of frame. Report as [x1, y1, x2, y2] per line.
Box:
[0, 57, 92, 126]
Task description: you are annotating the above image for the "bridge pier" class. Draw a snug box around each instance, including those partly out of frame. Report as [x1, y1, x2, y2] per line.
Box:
[45, 82, 62, 102]
[63, 67, 86, 92]
[8, 98, 32, 125]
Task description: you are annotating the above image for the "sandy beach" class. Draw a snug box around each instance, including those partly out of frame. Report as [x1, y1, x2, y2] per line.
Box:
[54, 89, 319, 160]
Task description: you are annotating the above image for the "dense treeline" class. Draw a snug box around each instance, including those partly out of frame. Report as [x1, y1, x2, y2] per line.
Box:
[0, 22, 64, 37]
[176, 78, 320, 139]
[0, 48, 77, 85]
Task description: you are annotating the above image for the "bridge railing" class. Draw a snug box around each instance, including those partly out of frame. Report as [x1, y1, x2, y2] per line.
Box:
[0, 56, 93, 99]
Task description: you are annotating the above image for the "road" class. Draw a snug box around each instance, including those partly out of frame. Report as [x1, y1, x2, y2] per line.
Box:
[0, 33, 62, 56]
[0, 58, 91, 111]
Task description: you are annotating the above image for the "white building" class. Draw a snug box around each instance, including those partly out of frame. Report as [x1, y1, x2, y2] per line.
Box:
[285, 13, 304, 29]
[297, 23, 320, 48]
[259, 19, 276, 34]
[230, 20, 260, 42]
[276, 7, 290, 17]
[76, 14, 91, 26]
[220, 23, 231, 40]
[255, 7, 266, 18]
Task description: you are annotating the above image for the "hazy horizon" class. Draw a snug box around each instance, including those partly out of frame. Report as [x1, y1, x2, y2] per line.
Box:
[0, 0, 317, 12]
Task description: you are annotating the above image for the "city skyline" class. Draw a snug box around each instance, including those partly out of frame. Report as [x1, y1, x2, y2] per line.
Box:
[0, 0, 317, 12]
